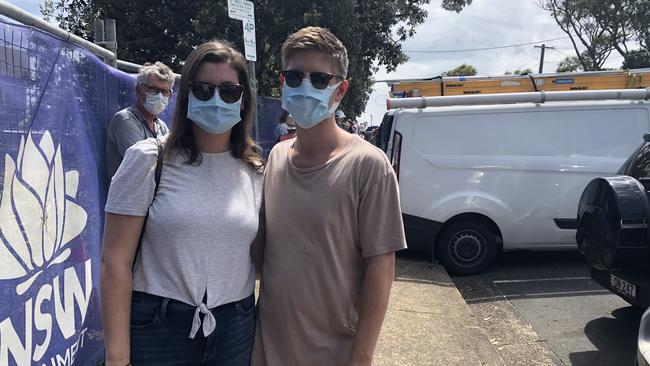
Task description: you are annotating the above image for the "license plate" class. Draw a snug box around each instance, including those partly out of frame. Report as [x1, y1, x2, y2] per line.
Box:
[610, 274, 637, 299]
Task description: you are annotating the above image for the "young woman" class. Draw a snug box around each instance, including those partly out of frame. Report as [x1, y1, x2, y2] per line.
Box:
[101, 41, 264, 366]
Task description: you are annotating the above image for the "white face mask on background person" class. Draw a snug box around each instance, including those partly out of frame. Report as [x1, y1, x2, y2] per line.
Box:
[143, 92, 169, 115]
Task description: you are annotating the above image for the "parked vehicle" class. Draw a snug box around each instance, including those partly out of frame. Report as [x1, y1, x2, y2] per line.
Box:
[638, 307, 650, 366]
[362, 125, 379, 141]
[577, 134, 650, 309]
[378, 90, 650, 275]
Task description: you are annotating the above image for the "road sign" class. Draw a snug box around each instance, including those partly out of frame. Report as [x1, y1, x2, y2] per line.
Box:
[243, 19, 257, 62]
[228, 0, 254, 21]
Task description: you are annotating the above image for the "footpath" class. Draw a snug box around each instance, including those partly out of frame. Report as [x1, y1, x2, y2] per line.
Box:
[375, 257, 507, 366]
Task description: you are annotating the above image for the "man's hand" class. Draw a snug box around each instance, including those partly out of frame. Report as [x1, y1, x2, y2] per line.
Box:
[346, 353, 373, 366]
[347, 252, 395, 366]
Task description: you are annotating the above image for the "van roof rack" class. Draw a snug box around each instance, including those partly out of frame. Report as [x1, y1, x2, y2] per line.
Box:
[389, 68, 650, 98]
[386, 88, 650, 110]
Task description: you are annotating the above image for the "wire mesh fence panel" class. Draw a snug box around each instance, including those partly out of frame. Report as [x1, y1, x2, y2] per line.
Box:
[0, 19, 142, 365]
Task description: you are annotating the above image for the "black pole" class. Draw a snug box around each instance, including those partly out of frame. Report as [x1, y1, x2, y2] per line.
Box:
[534, 44, 554, 74]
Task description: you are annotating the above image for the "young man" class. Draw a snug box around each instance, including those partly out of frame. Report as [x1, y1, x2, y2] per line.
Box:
[252, 27, 407, 366]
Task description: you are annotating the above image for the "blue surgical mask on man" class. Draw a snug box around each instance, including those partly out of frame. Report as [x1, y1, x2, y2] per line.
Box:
[282, 79, 341, 129]
[187, 90, 242, 134]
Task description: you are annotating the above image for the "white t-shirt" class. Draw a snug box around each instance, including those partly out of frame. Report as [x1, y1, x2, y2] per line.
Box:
[105, 137, 263, 338]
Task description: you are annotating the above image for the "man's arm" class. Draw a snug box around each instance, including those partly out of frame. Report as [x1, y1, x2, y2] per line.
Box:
[112, 116, 147, 158]
[347, 252, 396, 366]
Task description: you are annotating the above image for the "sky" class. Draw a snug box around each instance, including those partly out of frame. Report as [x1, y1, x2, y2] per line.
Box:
[358, 0, 624, 125]
[12, 0, 626, 125]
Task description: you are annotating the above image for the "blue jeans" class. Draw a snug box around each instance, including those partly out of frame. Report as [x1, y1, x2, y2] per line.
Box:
[130, 291, 255, 366]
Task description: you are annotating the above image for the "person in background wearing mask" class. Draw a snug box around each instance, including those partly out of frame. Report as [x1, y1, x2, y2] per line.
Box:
[274, 111, 290, 143]
[106, 61, 174, 180]
[278, 114, 297, 142]
[335, 109, 346, 128]
[252, 27, 406, 366]
[101, 41, 263, 366]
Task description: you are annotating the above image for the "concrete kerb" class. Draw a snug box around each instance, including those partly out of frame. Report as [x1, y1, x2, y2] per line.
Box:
[375, 258, 506, 366]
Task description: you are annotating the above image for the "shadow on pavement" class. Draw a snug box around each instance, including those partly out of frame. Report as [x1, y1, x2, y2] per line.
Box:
[568, 306, 643, 366]
[454, 250, 612, 305]
[394, 251, 456, 288]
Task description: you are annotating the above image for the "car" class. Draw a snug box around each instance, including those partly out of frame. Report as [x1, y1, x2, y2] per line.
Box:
[638, 307, 650, 366]
[379, 93, 650, 275]
[577, 133, 650, 309]
[362, 125, 379, 140]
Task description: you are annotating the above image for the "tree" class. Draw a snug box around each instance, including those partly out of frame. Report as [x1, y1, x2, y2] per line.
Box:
[539, 0, 614, 71]
[442, 63, 477, 76]
[622, 49, 650, 69]
[505, 68, 533, 75]
[556, 56, 582, 72]
[441, 0, 474, 12]
[539, 0, 650, 70]
[44, 0, 431, 119]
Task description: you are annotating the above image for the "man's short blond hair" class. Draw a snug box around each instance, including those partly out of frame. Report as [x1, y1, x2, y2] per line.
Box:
[137, 61, 174, 86]
[281, 27, 349, 78]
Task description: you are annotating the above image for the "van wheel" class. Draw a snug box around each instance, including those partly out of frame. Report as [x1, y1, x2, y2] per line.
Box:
[436, 221, 498, 276]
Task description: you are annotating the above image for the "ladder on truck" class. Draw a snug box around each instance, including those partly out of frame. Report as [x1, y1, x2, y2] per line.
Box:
[388, 68, 650, 98]
[386, 88, 650, 110]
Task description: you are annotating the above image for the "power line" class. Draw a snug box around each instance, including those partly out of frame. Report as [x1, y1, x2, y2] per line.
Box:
[503, 48, 536, 73]
[549, 48, 571, 57]
[403, 36, 570, 53]
[511, 49, 540, 72]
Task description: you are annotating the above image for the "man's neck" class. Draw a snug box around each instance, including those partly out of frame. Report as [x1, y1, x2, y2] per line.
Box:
[294, 117, 348, 156]
[135, 102, 156, 125]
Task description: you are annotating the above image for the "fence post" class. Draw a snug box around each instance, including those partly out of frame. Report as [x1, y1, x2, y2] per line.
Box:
[105, 19, 117, 68]
[93, 19, 105, 62]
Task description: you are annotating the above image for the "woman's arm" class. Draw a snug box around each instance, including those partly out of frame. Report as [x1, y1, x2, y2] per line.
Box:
[100, 213, 146, 366]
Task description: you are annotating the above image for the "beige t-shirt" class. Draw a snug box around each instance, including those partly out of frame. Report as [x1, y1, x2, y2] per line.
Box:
[252, 136, 407, 366]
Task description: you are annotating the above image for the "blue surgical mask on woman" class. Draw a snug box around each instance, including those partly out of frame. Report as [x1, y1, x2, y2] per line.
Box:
[187, 90, 242, 134]
[281, 79, 341, 129]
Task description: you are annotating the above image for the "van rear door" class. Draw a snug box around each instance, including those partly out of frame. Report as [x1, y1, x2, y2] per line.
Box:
[376, 113, 395, 156]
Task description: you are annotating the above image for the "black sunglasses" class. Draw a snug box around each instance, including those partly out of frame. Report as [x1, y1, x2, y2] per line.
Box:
[188, 80, 244, 103]
[281, 70, 343, 90]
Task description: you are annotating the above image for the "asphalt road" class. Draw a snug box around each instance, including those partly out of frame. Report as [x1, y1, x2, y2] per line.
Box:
[450, 251, 645, 366]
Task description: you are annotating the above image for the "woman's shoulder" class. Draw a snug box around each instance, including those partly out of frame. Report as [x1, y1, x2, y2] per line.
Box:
[235, 157, 265, 181]
[120, 138, 163, 171]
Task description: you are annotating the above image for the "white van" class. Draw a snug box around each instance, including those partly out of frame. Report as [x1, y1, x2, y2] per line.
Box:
[377, 97, 650, 274]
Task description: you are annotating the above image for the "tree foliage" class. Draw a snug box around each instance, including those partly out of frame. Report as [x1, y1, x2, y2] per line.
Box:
[43, 0, 431, 119]
[505, 68, 533, 75]
[622, 49, 650, 69]
[556, 56, 583, 72]
[538, 0, 615, 71]
[539, 0, 650, 71]
[442, 63, 477, 76]
[441, 0, 474, 12]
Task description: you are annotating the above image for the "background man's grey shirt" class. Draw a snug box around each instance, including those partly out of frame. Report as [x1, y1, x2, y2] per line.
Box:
[106, 105, 169, 179]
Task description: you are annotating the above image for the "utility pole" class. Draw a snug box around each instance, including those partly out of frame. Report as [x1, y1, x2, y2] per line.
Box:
[534, 44, 555, 74]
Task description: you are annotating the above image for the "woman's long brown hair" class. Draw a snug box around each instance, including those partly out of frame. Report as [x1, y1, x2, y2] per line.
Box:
[165, 40, 264, 172]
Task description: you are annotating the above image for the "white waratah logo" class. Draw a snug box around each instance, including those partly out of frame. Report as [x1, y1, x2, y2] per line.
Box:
[0, 131, 87, 295]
